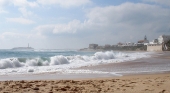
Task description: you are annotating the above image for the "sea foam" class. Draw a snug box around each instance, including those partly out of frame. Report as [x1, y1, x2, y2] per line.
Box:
[50, 56, 69, 65]
[94, 51, 115, 60]
[0, 51, 150, 75]
[0, 58, 23, 69]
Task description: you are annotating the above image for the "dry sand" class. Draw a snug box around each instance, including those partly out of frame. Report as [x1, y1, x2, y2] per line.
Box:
[0, 73, 170, 93]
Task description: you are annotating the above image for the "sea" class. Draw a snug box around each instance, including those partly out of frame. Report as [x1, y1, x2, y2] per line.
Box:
[0, 49, 170, 79]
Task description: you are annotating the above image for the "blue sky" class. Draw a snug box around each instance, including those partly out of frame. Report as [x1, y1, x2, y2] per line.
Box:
[0, 0, 170, 49]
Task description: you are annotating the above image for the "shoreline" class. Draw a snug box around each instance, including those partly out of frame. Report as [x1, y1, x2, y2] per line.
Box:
[0, 51, 170, 81]
[0, 51, 170, 92]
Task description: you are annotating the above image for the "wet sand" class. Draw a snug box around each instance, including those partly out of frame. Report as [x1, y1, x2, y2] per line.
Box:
[0, 73, 170, 93]
[77, 51, 170, 76]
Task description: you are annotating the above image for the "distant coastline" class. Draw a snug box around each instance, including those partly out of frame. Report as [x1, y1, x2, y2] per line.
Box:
[80, 35, 170, 52]
[12, 47, 34, 51]
[12, 44, 34, 51]
[79, 45, 147, 52]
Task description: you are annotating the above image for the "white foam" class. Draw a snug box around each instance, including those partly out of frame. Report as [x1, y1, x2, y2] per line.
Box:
[27, 68, 34, 72]
[93, 51, 115, 60]
[26, 59, 39, 66]
[0, 58, 23, 69]
[0, 51, 151, 75]
[50, 56, 69, 65]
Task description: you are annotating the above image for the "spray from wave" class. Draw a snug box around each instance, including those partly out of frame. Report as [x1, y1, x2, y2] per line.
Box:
[0, 51, 148, 69]
[0, 51, 150, 75]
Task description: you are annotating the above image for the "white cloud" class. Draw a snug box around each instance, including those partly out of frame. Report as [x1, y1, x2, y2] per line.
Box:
[18, 7, 34, 17]
[37, 0, 91, 8]
[0, 32, 45, 40]
[0, 32, 30, 39]
[0, 0, 38, 8]
[0, 0, 10, 6]
[35, 20, 82, 35]
[53, 20, 81, 33]
[143, 0, 170, 6]
[12, 0, 38, 8]
[6, 17, 35, 24]
[0, 0, 38, 14]
[0, 0, 9, 13]
[35, 24, 56, 35]
[35, 2, 170, 44]
[84, 2, 170, 42]
[85, 2, 170, 30]
[1, 0, 90, 8]
[0, 8, 7, 13]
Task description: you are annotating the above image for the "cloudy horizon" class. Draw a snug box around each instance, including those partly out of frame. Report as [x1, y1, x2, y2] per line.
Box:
[0, 0, 170, 49]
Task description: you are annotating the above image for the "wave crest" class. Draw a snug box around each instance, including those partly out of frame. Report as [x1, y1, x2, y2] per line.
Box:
[0, 51, 149, 70]
[94, 51, 115, 60]
[0, 58, 23, 69]
[50, 55, 69, 65]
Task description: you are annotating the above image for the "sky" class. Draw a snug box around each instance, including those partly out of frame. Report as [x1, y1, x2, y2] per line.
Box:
[0, 0, 170, 49]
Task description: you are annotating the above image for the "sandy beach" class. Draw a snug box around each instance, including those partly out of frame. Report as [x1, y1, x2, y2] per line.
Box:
[0, 73, 169, 93]
[0, 51, 170, 93]
[1, 0, 170, 92]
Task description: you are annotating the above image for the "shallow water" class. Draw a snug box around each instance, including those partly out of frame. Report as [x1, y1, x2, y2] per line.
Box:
[81, 52, 170, 75]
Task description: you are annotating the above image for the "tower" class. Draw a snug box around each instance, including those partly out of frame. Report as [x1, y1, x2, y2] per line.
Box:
[144, 35, 147, 40]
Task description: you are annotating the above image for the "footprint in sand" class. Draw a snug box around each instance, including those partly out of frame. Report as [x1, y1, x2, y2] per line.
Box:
[130, 82, 136, 84]
[159, 90, 166, 93]
[144, 89, 154, 91]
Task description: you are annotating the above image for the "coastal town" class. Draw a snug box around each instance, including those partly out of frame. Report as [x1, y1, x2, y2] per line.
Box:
[80, 35, 170, 51]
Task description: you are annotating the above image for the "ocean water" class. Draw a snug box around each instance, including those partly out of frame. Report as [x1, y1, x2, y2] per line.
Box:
[0, 49, 151, 75]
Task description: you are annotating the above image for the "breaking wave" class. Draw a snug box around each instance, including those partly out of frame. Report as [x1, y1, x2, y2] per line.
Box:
[0, 51, 149, 70]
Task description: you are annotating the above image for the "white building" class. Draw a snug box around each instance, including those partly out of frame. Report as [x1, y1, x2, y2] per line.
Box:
[138, 35, 149, 45]
[122, 42, 137, 46]
[89, 44, 98, 49]
[117, 42, 137, 46]
[158, 35, 170, 44]
[149, 39, 159, 44]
